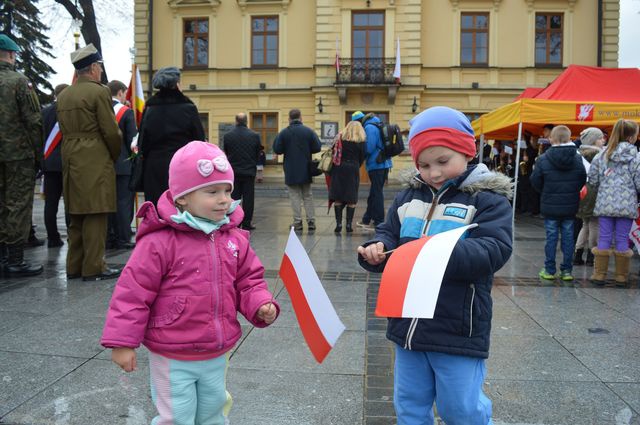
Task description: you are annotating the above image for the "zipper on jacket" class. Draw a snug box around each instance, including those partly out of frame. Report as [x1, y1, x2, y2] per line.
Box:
[468, 284, 475, 338]
[422, 187, 449, 236]
[210, 233, 223, 350]
[404, 186, 451, 350]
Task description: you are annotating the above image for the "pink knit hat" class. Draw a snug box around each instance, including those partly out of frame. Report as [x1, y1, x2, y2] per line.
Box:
[168, 141, 234, 201]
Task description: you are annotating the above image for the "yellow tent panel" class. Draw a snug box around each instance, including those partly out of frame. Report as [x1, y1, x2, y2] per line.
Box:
[472, 99, 640, 140]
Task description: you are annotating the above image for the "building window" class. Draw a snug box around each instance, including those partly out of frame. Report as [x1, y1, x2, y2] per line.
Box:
[183, 18, 208, 68]
[535, 13, 563, 66]
[199, 113, 209, 141]
[345, 111, 389, 126]
[251, 16, 278, 67]
[460, 13, 488, 66]
[250, 112, 278, 162]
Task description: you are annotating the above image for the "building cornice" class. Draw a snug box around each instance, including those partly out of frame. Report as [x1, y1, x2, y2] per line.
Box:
[237, 0, 291, 14]
[448, 0, 503, 12]
[168, 0, 222, 12]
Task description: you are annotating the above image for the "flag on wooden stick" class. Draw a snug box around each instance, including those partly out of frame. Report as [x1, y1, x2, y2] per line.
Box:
[375, 224, 477, 319]
[279, 228, 345, 363]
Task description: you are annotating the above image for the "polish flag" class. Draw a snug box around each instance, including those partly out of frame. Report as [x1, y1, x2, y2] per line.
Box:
[393, 37, 401, 84]
[375, 224, 477, 319]
[334, 37, 340, 75]
[279, 228, 345, 363]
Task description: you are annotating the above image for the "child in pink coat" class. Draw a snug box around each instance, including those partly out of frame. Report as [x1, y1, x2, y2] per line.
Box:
[101, 141, 279, 425]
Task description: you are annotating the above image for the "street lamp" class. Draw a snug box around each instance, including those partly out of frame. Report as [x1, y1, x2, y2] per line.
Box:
[73, 18, 82, 49]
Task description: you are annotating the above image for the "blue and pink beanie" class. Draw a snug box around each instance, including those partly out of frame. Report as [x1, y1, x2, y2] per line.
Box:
[408, 106, 476, 166]
[169, 141, 234, 201]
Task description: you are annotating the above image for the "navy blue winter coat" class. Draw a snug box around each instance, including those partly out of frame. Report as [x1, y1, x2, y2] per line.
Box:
[530, 144, 586, 219]
[273, 120, 321, 185]
[358, 164, 513, 359]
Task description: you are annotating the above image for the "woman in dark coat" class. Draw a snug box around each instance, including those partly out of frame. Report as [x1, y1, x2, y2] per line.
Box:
[330, 120, 366, 233]
[138, 67, 205, 205]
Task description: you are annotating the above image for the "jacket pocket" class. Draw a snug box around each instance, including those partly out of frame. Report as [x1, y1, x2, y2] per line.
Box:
[148, 296, 187, 328]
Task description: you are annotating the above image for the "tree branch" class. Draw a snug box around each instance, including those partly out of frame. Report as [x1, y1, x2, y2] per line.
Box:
[53, 0, 83, 20]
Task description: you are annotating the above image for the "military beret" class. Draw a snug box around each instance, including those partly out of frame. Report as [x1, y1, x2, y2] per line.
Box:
[70, 43, 103, 69]
[152, 67, 181, 89]
[0, 34, 20, 52]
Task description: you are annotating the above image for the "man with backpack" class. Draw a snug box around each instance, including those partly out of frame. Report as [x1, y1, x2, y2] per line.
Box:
[354, 111, 394, 231]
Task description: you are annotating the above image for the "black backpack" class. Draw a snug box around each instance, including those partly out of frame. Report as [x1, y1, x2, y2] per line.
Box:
[374, 122, 404, 162]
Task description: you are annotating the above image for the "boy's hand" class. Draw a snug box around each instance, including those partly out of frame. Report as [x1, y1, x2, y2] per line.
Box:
[357, 242, 386, 265]
[257, 303, 277, 324]
[112, 347, 137, 372]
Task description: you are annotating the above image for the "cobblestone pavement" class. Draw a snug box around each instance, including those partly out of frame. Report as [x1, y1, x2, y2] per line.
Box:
[0, 191, 639, 425]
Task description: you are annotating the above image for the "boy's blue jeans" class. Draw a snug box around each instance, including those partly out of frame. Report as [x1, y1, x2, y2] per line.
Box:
[394, 345, 493, 425]
[544, 218, 575, 274]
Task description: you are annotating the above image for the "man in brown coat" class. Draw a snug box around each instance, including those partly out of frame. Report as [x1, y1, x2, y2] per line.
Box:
[56, 44, 122, 281]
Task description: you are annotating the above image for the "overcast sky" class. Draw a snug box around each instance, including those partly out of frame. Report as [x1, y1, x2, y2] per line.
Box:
[43, 0, 640, 89]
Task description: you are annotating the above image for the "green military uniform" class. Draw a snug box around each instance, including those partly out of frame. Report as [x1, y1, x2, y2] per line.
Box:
[56, 44, 122, 278]
[0, 34, 43, 277]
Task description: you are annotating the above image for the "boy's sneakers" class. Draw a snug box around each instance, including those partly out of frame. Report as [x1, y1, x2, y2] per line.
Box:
[538, 269, 555, 280]
[307, 220, 316, 231]
[559, 270, 574, 281]
[292, 222, 303, 231]
[356, 221, 375, 232]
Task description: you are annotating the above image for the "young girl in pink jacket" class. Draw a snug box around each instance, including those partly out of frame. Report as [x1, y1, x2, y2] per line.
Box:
[101, 141, 279, 425]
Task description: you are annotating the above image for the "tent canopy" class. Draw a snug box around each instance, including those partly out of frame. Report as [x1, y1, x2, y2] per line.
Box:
[473, 65, 640, 139]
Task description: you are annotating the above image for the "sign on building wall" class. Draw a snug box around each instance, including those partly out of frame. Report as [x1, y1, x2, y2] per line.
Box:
[321, 121, 339, 146]
[218, 123, 235, 148]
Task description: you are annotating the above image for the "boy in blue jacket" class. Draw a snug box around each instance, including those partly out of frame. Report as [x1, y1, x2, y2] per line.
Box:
[357, 106, 512, 425]
[530, 125, 586, 281]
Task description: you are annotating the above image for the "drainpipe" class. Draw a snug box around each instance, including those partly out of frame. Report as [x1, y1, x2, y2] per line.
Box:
[597, 0, 603, 66]
[147, 0, 154, 95]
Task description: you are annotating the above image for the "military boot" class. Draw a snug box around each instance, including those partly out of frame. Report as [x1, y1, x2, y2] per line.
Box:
[5, 242, 43, 277]
[0, 243, 7, 277]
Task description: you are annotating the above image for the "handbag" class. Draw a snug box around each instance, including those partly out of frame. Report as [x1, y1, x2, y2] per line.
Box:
[309, 159, 323, 177]
[128, 153, 145, 192]
[318, 148, 333, 173]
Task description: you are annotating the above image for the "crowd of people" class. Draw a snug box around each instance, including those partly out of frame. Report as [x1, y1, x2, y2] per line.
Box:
[3, 32, 640, 424]
[487, 119, 640, 286]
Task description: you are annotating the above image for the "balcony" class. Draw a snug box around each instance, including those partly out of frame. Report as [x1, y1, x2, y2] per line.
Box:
[335, 57, 397, 85]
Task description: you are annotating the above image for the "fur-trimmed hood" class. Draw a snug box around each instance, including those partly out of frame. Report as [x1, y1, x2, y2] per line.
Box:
[398, 163, 513, 199]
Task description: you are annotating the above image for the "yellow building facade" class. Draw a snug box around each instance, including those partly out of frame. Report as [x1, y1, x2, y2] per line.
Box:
[133, 0, 619, 174]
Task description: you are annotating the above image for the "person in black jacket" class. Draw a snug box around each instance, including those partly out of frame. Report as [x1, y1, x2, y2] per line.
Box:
[106, 80, 138, 249]
[223, 113, 261, 230]
[41, 83, 69, 248]
[273, 109, 321, 232]
[530, 125, 586, 281]
[138, 67, 205, 206]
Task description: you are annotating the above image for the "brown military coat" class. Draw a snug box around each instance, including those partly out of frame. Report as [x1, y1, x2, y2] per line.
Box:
[56, 76, 121, 214]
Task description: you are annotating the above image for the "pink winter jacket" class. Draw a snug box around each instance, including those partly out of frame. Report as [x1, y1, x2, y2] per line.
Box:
[101, 190, 279, 359]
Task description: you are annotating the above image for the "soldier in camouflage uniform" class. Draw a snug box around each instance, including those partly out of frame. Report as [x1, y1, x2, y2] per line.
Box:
[0, 34, 44, 278]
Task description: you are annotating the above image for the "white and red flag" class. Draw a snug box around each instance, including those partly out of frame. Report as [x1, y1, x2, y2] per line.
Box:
[375, 224, 477, 319]
[279, 228, 345, 363]
[393, 37, 401, 84]
[334, 37, 340, 76]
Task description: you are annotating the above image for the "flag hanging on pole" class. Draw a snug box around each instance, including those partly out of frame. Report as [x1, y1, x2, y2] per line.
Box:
[126, 64, 145, 126]
[393, 37, 401, 84]
[375, 224, 477, 319]
[279, 228, 345, 363]
[335, 37, 340, 76]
